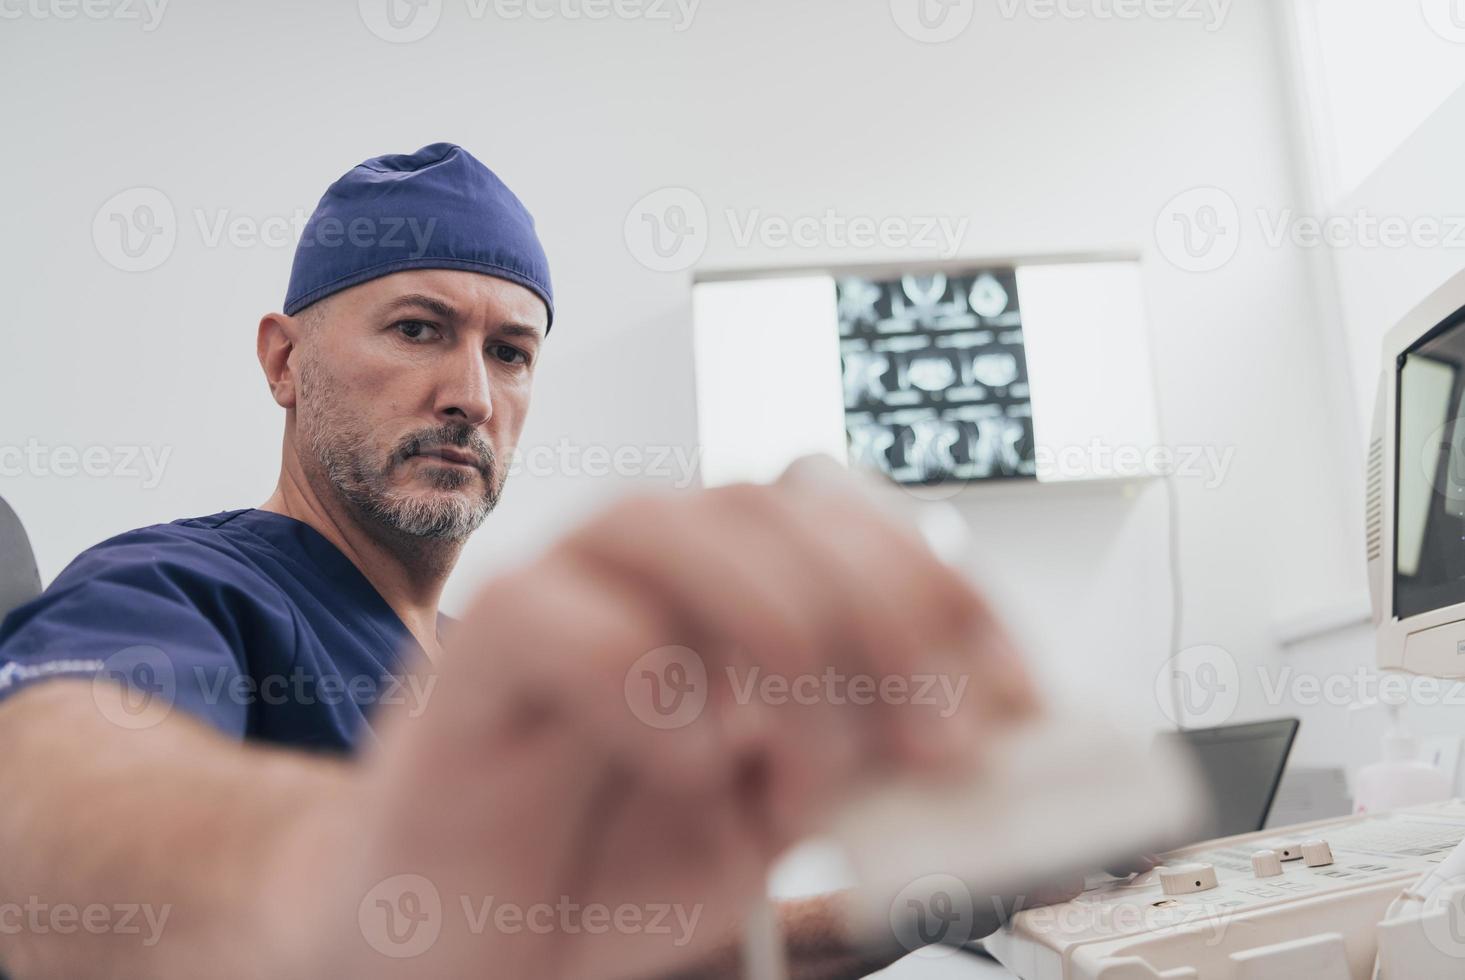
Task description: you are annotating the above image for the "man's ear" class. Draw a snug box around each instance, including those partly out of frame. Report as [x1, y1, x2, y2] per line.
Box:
[257, 312, 300, 409]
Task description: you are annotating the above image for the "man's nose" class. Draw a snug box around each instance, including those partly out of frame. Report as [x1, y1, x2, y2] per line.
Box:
[435, 349, 493, 427]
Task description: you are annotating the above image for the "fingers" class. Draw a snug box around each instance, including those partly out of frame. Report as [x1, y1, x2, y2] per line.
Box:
[455, 467, 1042, 848]
[776, 459, 1040, 723]
[764, 471, 1041, 741]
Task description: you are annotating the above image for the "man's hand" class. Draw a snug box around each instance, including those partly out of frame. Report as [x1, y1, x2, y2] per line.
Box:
[0, 465, 1039, 980]
[306, 467, 1039, 979]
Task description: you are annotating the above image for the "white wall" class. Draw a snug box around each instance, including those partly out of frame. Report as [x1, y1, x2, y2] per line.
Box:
[1329, 82, 1465, 442]
[1281, 37, 1465, 772]
[0, 3, 1359, 743]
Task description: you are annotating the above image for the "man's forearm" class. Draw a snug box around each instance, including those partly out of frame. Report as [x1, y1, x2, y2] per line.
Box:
[0, 680, 354, 979]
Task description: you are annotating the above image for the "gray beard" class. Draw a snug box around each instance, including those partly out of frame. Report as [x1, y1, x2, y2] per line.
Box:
[295, 356, 502, 543]
[316, 437, 501, 542]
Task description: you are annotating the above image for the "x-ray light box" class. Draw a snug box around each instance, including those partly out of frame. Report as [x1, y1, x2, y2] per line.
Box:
[691, 258, 1161, 489]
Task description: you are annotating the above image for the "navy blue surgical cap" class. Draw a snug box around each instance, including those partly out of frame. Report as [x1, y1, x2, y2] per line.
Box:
[283, 142, 554, 329]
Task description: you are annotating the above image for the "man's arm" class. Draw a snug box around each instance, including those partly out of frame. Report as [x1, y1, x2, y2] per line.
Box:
[0, 687, 892, 980]
[0, 679, 354, 979]
[0, 473, 1041, 980]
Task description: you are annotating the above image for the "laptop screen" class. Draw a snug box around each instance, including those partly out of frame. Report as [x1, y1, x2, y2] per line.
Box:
[1158, 719, 1300, 839]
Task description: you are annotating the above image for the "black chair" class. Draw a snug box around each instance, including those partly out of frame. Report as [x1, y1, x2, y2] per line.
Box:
[0, 498, 38, 980]
[0, 495, 41, 621]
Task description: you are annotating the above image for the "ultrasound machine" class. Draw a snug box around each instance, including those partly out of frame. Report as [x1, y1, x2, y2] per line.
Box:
[981, 267, 1465, 980]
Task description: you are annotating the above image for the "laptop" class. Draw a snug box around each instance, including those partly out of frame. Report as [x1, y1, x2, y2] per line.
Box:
[1160, 718, 1301, 838]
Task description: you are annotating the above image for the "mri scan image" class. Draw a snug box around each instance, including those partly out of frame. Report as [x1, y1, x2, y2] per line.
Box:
[837, 268, 1036, 484]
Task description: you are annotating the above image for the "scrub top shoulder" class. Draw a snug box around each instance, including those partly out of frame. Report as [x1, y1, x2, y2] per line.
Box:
[0, 509, 426, 753]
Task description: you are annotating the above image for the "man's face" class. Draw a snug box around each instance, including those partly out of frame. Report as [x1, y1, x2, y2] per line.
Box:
[290, 269, 547, 541]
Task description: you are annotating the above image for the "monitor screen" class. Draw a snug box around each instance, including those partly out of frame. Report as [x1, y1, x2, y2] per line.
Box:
[1158, 719, 1299, 838]
[1396, 309, 1465, 619]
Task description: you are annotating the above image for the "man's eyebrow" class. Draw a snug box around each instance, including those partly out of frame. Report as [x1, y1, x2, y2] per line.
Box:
[497, 322, 546, 343]
[381, 294, 545, 341]
[381, 293, 460, 321]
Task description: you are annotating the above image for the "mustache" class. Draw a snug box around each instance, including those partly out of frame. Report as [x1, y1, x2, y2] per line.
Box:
[394, 425, 496, 474]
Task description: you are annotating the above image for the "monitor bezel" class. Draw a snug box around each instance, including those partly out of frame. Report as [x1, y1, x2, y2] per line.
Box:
[1372, 265, 1465, 677]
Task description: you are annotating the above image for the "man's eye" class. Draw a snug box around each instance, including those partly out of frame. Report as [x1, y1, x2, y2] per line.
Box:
[396, 320, 441, 342]
[489, 344, 529, 366]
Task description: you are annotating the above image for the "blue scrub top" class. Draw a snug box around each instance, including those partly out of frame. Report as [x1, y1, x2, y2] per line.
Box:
[0, 509, 436, 753]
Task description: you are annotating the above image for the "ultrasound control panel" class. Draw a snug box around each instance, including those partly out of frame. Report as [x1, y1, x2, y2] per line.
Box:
[984, 801, 1465, 979]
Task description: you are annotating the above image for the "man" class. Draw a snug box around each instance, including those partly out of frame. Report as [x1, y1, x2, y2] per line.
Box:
[0, 144, 1043, 979]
